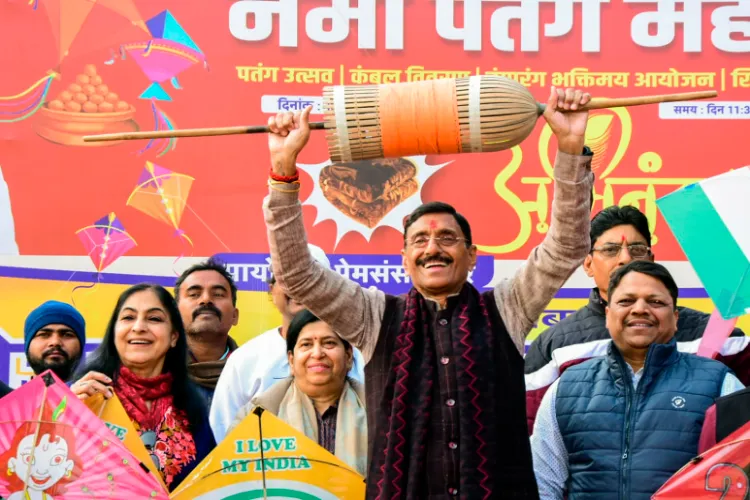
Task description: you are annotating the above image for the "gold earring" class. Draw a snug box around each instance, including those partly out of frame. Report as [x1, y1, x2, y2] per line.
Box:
[7, 467, 12, 476]
[65, 470, 71, 478]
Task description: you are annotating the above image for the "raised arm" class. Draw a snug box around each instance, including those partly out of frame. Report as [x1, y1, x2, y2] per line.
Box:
[495, 87, 595, 354]
[263, 107, 385, 362]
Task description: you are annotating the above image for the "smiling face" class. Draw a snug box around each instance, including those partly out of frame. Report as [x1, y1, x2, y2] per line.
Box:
[288, 321, 352, 398]
[401, 213, 477, 300]
[605, 271, 678, 359]
[114, 290, 178, 374]
[9, 433, 73, 492]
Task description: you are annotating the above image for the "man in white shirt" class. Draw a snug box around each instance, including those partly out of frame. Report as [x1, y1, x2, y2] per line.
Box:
[209, 244, 365, 442]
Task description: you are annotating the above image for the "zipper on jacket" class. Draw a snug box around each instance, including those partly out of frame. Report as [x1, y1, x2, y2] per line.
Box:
[622, 390, 630, 498]
[618, 355, 637, 500]
[618, 345, 655, 500]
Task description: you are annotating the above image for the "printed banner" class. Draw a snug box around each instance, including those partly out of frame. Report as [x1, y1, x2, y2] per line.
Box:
[215, 253, 496, 294]
[0, 0, 749, 385]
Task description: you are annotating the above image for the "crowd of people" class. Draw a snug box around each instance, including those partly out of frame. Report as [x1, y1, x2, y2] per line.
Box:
[1, 86, 748, 499]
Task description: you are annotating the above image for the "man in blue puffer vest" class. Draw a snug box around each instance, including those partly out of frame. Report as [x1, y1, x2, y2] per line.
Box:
[530, 260, 744, 500]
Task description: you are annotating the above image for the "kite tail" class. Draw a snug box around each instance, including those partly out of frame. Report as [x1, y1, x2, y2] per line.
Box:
[71, 273, 101, 308]
[172, 229, 194, 276]
[138, 100, 177, 157]
[0, 71, 57, 123]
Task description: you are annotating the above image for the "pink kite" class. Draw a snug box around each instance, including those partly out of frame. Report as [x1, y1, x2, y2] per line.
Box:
[121, 10, 206, 102]
[0, 370, 168, 499]
[76, 212, 137, 273]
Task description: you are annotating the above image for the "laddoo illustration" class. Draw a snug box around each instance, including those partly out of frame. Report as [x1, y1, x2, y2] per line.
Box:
[34, 65, 139, 147]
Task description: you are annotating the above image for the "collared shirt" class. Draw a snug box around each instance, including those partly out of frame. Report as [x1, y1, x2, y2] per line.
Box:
[531, 363, 745, 499]
[315, 404, 339, 455]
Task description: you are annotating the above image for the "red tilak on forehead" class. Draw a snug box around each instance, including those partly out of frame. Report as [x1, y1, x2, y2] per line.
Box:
[429, 220, 437, 230]
[621, 234, 627, 243]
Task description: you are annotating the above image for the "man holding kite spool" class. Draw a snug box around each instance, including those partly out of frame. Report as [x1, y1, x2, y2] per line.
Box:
[262, 85, 593, 499]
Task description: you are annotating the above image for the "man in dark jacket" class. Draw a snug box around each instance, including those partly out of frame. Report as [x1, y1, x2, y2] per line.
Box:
[525, 205, 750, 433]
[530, 261, 744, 500]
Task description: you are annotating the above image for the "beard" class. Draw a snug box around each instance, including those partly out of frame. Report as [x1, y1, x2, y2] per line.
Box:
[27, 349, 80, 382]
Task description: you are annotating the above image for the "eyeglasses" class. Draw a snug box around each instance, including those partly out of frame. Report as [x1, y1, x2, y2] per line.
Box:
[407, 235, 467, 249]
[591, 242, 651, 259]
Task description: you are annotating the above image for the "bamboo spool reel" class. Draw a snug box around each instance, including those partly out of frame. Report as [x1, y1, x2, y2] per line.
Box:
[83, 75, 717, 162]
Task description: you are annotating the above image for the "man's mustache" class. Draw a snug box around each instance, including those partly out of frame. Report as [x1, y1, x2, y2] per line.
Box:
[416, 255, 453, 267]
[193, 303, 222, 320]
[42, 347, 69, 361]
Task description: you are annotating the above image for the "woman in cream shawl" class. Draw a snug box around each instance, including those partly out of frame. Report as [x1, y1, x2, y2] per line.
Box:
[229, 310, 367, 476]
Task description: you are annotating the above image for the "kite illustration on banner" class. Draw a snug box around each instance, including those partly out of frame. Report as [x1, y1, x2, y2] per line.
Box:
[657, 167, 750, 320]
[170, 407, 365, 499]
[76, 212, 137, 275]
[0, 370, 169, 499]
[126, 161, 194, 246]
[8, 0, 148, 124]
[121, 10, 206, 102]
[120, 10, 207, 156]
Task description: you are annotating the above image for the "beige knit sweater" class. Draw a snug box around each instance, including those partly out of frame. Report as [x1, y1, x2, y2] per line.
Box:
[263, 151, 594, 362]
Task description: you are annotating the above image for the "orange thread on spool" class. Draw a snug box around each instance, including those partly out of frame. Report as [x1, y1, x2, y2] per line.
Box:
[379, 79, 461, 158]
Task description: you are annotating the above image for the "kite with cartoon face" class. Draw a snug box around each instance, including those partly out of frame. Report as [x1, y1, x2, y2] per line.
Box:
[0, 402, 82, 500]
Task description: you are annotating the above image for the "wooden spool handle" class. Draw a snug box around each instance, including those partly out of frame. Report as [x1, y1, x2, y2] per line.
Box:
[83, 90, 717, 143]
[83, 121, 328, 142]
[538, 90, 718, 113]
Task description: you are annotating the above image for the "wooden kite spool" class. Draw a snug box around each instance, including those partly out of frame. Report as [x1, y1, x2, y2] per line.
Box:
[82, 75, 717, 162]
[322, 75, 714, 162]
